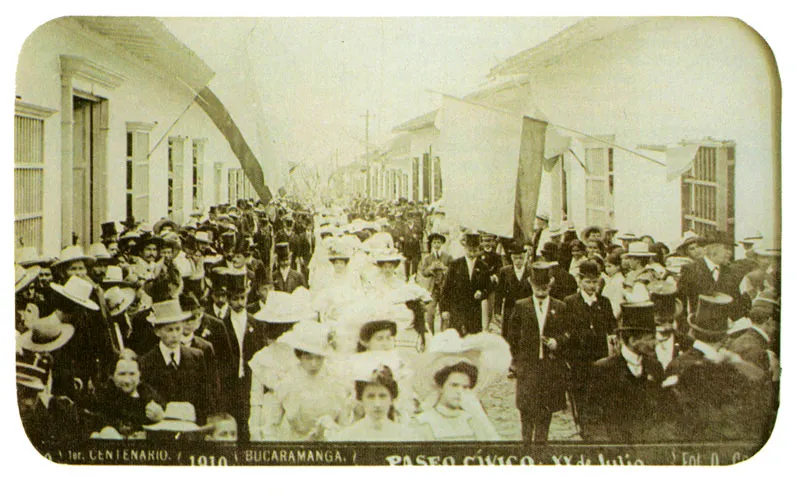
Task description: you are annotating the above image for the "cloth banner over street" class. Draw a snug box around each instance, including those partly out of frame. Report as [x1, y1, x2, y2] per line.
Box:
[438, 97, 520, 238]
[515, 118, 548, 243]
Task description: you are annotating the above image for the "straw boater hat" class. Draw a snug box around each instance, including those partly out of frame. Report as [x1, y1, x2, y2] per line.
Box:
[50, 276, 100, 311]
[737, 232, 763, 248]
[15, 246, 52, 268]
[153, 218, 179, 236]
[618, 232, 639, 242]
[148, 299, 192, 325]
[754, 247, 781, 258]
[101, 266, 134, 289]
[17, 358, 48, 391]
[52, 245, 95, 270]
[143, 402, 201, 432]
[17, 313, 76, 353]
[623, 241, 657, 258]
[193, 231, 213, 244]
[15, 265, 40, 294]
[664, 256, 694, 275]
[88, 242, 114, 262]
[105, 286, 137, 317]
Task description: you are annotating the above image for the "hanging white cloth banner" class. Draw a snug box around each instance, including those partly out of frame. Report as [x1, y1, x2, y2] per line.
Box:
[665, 143, 701, 181]
[438, 96, 523, 238]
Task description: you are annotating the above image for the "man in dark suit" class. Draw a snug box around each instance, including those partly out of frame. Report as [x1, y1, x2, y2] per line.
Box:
[140, 299, 214, 424]
[272, 243, 308, 293]
[479, 234, 503, 319]
[508, 262, 569, 443]
[204, 268, 230, 321]
[587, 301, 677, 442]
[220, 269, 267, 440]
[495, 242, 532, 342]
[562, 260, 618, 433]
[677, 230, 748, 319]
[419, 232, 452, 333]
[440, 232, 492, 336]
[665, 293, 769, 442]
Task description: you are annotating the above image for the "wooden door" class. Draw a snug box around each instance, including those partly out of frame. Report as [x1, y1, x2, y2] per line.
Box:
[73, 97, 93, 247]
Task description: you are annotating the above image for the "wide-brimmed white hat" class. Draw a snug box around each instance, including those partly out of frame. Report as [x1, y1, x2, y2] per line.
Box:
[50, 276, 100, 311]
[148, 299, 192, 325]
[17, 313, 76, 352]
[88, 243, 113, 261]
[411, 329, 511, 400]
[277, 320, 336, 356]
[143, 402, 200, 432]
[15, 265, 40, 294]
[52, 245, 95, 269]
[15, 246, 52, 268]
[373, 248, 404, 264]
[253, 288, 316, 323]
[623, 241, 656, 258]
[194, 231, 213, 244]
[105, 286, 137, 316]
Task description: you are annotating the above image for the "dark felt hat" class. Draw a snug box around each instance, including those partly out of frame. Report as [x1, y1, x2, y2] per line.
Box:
[461, 231, 481, 248]
[619, 301, 655, 333]
[529, 261, 555, 287]
[577, 260, 601, 279]
[101, 221, 119, 241]
[687, 292, 733, 335]
[506, 241, 526, 255]
[704, 230, 736, 248]
[650, 280, 683, 322]
[275, 242, 291, 260]
[226, 269, 248, 294]
[428, 232, 446, 245]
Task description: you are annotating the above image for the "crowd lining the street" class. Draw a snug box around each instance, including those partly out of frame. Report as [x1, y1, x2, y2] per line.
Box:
[15, 196, 780, 444]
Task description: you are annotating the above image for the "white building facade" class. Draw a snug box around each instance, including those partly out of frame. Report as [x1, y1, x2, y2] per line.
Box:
[15, 17, 255, 256]
[482, 17, 779, 248]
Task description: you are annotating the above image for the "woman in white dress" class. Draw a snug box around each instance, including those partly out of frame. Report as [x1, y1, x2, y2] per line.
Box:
[249, 321, 352, 441]
[329, 365, 418, 442]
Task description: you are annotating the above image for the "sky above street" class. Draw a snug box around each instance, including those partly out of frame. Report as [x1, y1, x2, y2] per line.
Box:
[161, 17, 582, 176]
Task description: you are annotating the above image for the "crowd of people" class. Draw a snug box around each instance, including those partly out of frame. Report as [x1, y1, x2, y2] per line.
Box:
[15, 196, 780, 445]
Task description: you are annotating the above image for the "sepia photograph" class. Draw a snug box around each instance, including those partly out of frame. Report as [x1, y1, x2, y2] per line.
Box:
[9, 13, 784, 469]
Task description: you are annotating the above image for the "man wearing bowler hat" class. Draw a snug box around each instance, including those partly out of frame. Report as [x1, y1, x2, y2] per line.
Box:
[418, 231, 452, 333]
[587, 300, 677, 442]
[664, 293, 768, 441]
[495, 242, 532, 342]
[677, 230, 747, 319]
[562, 260, 617, 430]
[440, 231, 492, 336]
[140, 299, 214, 425]
[273, 242, 308, 293]
[508, 261, 568, 443]
[221, 269, 266, 440]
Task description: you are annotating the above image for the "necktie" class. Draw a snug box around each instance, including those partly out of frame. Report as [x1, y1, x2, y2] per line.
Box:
[712, 267, 720, 281]
[169, 352, 178, 370]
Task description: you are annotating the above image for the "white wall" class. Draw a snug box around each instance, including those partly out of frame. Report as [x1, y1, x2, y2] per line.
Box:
[514, 18, 778, 247]
[16, 18, 242, 255]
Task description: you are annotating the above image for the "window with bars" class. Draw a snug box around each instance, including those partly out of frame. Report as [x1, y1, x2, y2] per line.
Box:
[126, 123, 153, 223]
[584, 140, 615, 228]
[168, 137, 185, 223]
[192, 139, 205, 210]
[14, 110, 48, 251]
[681, 141, 735, 237]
